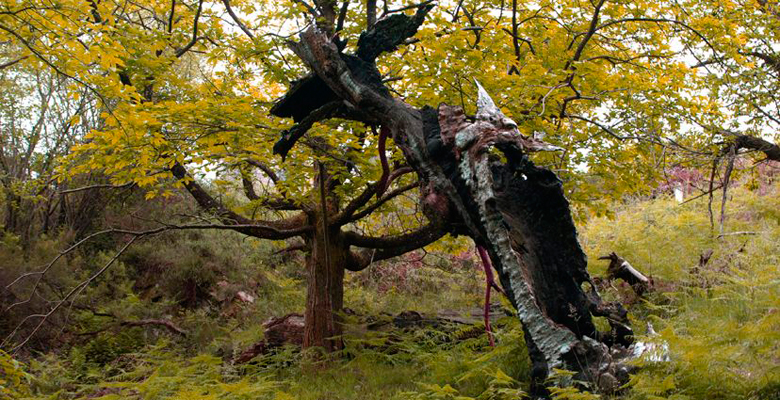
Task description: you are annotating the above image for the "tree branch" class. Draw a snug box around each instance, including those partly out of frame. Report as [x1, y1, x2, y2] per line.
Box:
[121, 319, 187, 336]
[171, 162, 310, 239]
[345, 221, 446, 271]
[272, 101, 342, 160]
[174, 0, 204, 58]
[58, 182, 135, 194]
[0, 55, 28, 70]
[330, 167, 414, 226]
[221, 0, 255, 39]
[349, 180, 419, 222]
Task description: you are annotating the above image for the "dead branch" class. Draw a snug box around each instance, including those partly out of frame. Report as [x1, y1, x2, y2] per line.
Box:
[691, 249, 714, 276]
[58, 182, 135, 194]
[599, 252, 650, 296]
[2, 221, 310, 351]
[171, 162, 311, 239]
[3, 237, 138, 352]
[273, 241, 307, 254]
[121, 319, 187, 336]
[720, 146, 736, 235]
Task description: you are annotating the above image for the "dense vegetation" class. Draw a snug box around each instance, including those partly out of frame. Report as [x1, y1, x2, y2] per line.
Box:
[2, 0, 780, 398]
[2, 178, 778, 399]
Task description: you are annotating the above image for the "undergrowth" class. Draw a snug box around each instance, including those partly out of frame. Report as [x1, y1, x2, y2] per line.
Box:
[2, 183, 778, 400]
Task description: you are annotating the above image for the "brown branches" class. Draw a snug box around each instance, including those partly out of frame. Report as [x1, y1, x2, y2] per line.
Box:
[58, 182, 135, 194]
[719, 146, 736, 235]
[174, 0, 204, 58]
[565, 0, 606, 70]
[375, 125, 390, 197]
[345, 221, 446, 271]
[344, 220, 443, 250]
[730, 134, 780, 161]
[80, 318, 188, 337]
[3, 221, 304, 351]
[221, 0, 255, 39]
[3, 237, 138, 352]
[330, 166, 415, 226]
[599, 252, 650, 296]
[123, 319, 188, 335]
[171, 162, 310, 239]
[349, 180, 419, 223]
[272, 101, 342, 160]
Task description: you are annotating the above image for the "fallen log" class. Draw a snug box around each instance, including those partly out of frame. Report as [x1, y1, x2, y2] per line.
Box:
[234, 309, 507, 363]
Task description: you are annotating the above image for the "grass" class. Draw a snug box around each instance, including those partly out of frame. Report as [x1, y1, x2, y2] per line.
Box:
[4, 182, 779, 400]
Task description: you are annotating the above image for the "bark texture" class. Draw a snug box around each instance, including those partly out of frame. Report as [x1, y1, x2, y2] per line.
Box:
[302, 221, 346, 351]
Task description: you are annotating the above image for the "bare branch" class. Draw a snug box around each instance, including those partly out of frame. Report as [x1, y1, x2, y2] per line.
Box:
[245, 159, 280, 183]
[272, 101, 342, 160]
[4, 237, 138, 352]
[349, 180, 419, 222]
[273, 241, 307, 254]
[720, 145, 736, 235]
[345, 221, 446, 271]
[58, 182, 135, 194]
[121, 319, 187, 336]
[171, 162, 310, 239]
[0, 55, 28, 70]
[330, 167, 414, 226]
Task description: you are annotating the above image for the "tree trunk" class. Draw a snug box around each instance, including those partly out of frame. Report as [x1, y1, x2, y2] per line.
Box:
[302, 219, 346, 351]
[3, 191, 19, 233]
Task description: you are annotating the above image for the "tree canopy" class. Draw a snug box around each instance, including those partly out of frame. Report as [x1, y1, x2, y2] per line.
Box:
[1, 0, 777, 209]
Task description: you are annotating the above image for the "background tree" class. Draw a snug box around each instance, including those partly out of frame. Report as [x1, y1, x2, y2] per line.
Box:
[2, 0, 450, 351]
[0, 42, 108, 242]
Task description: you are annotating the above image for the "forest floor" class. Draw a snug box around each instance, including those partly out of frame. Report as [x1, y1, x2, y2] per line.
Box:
[2, 183, 779, 400]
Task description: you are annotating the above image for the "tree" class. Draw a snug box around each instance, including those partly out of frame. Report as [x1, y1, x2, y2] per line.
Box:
[3, 0, 778, 396]
[2, 0, 448, 352]
[0, 44, 105, 241]
[254, 0, 780, 395]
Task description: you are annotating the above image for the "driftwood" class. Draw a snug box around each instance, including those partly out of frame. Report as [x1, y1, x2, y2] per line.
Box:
[271, 5, 641, 396]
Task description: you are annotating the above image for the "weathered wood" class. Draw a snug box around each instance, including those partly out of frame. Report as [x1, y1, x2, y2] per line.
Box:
[272, 8, 637, 396]
[599, 252, 651, 296]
